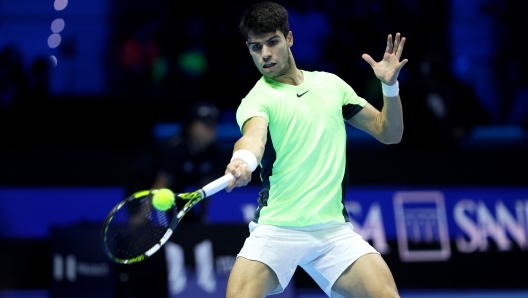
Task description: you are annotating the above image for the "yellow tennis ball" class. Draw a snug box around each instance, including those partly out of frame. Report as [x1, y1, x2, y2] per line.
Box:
[152, 188, 175, 211]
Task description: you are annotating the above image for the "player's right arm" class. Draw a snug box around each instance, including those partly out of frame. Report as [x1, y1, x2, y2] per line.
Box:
[226, 116, 268, 192]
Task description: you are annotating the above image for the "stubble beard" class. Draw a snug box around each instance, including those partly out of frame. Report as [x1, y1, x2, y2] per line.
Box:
[262, 52, 292, 80]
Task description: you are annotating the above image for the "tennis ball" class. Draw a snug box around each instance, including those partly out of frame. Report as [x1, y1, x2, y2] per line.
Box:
[152, 188, 175, 211]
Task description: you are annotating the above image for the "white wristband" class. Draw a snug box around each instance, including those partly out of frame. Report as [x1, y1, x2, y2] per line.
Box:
[381, 81, 399, 97]
[230, 150, 258, 172]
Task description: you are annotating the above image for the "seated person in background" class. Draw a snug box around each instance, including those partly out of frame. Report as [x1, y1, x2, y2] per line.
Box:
[125, 100, 228, 223]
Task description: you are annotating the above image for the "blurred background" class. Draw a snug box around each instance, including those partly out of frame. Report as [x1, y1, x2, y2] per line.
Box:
[1, 0, 528, 297]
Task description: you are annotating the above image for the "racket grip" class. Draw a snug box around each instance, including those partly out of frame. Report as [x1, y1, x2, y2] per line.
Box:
[202, 173, 235, 197]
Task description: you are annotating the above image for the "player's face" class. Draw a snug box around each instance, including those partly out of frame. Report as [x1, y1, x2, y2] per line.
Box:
[246, 30, 294, 80]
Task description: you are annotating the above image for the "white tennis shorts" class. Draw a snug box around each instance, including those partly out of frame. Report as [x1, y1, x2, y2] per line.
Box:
[237, 221, 379, 297]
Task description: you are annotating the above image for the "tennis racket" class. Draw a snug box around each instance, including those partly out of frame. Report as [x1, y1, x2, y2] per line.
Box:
[101, 173, 234, 264]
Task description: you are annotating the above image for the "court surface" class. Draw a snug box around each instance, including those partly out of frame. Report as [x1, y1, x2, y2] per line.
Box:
[2, 289, 528, 298]
[297, 289, 528, 298]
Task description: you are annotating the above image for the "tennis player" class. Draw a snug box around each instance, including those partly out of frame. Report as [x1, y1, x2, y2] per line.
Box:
[225, 1, 406, 297]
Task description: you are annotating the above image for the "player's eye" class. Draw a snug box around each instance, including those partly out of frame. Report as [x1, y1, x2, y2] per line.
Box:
[251, 44, 262, 51]
[269, 40, 278, 46]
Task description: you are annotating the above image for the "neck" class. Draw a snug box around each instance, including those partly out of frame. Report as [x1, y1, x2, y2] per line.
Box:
[272, 51, 303, 86]
[274, 68, 303, 86]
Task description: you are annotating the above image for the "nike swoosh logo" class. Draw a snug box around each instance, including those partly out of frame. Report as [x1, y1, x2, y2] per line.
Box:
[297, 90, 309, 98]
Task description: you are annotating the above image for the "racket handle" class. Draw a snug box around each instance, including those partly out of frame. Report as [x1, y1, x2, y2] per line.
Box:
[202, 173, 235, 198]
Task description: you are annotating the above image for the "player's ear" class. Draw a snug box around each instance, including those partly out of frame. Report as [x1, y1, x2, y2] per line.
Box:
[287, 31, 293, 47]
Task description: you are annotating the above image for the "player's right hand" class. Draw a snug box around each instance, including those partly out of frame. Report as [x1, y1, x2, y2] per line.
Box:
[225, 159, 252, 192]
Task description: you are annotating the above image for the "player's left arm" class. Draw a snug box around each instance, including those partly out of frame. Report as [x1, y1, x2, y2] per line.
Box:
[347, 101, 403, 144]
[347, 32, 408, 144]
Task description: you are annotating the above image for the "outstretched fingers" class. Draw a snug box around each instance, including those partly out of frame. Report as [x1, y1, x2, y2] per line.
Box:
[361, 53, 376, 68]
[386, 34, 393, 54]
[362, 33, 409, 80]
[392, 33, 407, 60]
[399, 58, 409, 68]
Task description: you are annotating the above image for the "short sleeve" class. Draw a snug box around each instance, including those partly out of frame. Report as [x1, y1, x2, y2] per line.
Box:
[334, 74, 367, 120]
[236, 93, 270, 133]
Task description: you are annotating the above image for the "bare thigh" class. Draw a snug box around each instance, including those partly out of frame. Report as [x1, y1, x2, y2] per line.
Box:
[226, 256, 280, 298]
[331, 253, 399, 298]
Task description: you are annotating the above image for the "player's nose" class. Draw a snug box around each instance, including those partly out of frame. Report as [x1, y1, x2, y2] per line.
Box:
[262, 46, 271, 60]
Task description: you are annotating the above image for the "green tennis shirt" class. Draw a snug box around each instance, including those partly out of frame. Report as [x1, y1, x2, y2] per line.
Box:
[236, 70, 367, 227]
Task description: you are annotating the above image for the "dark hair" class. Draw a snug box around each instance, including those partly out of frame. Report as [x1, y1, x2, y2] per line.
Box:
[183, 100, 220, 128]
[238, 1, 290, 41]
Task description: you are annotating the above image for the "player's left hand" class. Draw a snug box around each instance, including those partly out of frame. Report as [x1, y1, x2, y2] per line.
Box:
[362, 32, 408, 86]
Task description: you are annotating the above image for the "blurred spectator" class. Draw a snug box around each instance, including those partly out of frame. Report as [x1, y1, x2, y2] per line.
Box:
[26, 56, 53, 103]
[400, 52, 491, 149]
[125, 100, 228, 223]
[0, 44, 27, 109]
[172, 14, 210, 96]
[287, 0, 333, 72]
[116, 28, 165, 95]
[486, 0, 528, 125]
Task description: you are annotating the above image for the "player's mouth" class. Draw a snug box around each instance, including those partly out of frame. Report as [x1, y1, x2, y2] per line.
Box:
[263, 62, 276, 69]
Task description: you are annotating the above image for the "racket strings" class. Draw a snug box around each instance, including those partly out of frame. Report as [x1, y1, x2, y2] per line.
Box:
[104, 197, 175, 260]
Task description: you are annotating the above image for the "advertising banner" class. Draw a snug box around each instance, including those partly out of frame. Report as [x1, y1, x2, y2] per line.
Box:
[208, 186, 528, 263]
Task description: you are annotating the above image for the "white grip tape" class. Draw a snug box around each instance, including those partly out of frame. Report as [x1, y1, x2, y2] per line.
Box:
[381, 81, 399, 97]
[201, 173, 234, 198]
[230, 150, 258, 172]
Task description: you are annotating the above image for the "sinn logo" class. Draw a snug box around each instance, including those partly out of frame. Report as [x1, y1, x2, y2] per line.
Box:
[297, 90, 309, 98]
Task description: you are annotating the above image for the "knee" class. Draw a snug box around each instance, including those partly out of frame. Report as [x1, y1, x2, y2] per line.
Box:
[227, 283, 272, 298]
[226, 278, 278, 298]
[337, 282, 400, 298]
